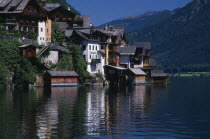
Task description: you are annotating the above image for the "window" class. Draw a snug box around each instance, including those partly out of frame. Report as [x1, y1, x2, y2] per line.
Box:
[47, 29, 49, 33]
[90, 55, 91, 59]
[40, 37, 42, 40]
[89, 45, 91, 50]
[92, 45, 94, 50]
[41, 28, 43, 32]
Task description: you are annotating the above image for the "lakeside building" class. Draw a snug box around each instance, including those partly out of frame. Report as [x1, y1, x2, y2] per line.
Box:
[69, 26, 126, 76]
[44, 71, 79, 87]
[42, 3, 76, 31]
[0, 0, 51, 45]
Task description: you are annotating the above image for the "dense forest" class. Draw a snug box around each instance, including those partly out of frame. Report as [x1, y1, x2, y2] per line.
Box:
[99, 10, 172, 33]
[101, 0, 210, 73]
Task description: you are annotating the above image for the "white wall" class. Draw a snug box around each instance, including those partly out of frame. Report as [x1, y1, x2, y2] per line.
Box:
[38, 21, 46, 45]
[43, 51, 59, 64]
[83, 41, 105, 75]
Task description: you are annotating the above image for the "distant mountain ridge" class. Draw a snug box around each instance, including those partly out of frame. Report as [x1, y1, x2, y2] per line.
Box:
[100, 0, 210, 72]
[98, 10, 172, 33]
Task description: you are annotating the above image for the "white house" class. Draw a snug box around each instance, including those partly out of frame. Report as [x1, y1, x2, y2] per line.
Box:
[38, 21, 46, 45]
[82, 41, 105, 75]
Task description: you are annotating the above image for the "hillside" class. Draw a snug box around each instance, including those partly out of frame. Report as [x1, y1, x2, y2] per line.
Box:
[124, 0, 210, 72]
[99, 10, 171, 33]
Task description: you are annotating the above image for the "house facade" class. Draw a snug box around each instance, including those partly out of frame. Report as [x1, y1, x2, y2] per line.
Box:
[0, 0, 51, 45]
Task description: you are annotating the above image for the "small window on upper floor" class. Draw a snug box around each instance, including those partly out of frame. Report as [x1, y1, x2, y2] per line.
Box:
[41, 28, 43, 32]
[92, 45, 94, 50]
[89, 45, 91, 50]
[47, 29, 49, 33]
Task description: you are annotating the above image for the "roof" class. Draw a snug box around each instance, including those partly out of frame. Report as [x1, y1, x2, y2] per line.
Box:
[43, 4, 60, 11]
[0, 0, 48, 19]
[151, 70, 169, 77]
[118, 46, 136, 55]
[129, 42, 151, 50]
[49, 44, 71, 53]
[47, 71, 79, 77]
[129, 68, 147, 75]
[151, 73, 169, 77]
[105, 65, 127, 70]
[18, 44, 34, 48]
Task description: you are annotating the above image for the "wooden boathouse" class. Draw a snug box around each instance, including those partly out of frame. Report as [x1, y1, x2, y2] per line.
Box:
[151, 70, 169, 84]
[44, 71, 79, 87]
[127, 68, 147, 85]
[104, 65, 127, 86]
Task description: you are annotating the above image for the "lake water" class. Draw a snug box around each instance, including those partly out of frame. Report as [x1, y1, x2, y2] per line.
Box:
[0, 77, 210, 139]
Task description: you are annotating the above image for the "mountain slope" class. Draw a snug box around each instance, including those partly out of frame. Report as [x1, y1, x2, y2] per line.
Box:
[99, 10, 172, 33]
[126, 0, 210, 72]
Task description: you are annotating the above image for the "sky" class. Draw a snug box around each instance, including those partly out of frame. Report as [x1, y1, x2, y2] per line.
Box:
[68, 0, 192, 26]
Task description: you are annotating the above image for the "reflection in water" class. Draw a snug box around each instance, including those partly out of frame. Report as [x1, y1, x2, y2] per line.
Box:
[1, 78, 210, 138]
[36, 87, 78, 139]
[85, 87, 106, 136]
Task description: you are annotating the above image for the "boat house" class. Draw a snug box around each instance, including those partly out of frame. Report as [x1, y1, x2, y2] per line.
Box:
[44, 71, 79, 87]
[127, 68, 147, 85]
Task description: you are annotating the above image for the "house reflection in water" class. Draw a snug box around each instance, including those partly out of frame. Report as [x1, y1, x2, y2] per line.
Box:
[84, 87, 106, 136]
[83, 86, 152, 136]
[35, 87, 78, 139]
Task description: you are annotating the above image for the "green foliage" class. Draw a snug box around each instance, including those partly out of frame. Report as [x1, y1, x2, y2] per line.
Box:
[0, 62, 10, 86]
[0, 40, 21, 71]
[0, 40, 37, 87]
[69, 44, 90, 84]
[13, 58, 37, 87]
[96, 73, 104, 81]
[52, 22, 66, 45]
[0, 24, 4, 30]
[57, 54, 74, 71]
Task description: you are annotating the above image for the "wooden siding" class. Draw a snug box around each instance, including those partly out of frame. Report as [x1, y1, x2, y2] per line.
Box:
[51, 77, 77, 83]
[22, 48, 36, 58]
[135, 76, 145, 81]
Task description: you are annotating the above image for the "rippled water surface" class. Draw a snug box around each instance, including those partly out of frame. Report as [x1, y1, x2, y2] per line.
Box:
[0, 77, 210, 138]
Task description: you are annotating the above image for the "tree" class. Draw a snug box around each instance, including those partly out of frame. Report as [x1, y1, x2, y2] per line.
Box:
[13, 58, 37, 87]
[0, 62, 10, 86]
[69, 44, 90, 84]
[57, 54, 74, 71]
[52, 22, 66, 45]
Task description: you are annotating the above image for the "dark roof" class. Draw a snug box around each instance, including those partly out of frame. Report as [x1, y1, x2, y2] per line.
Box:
[151, 70, 169, 77]
[49, 44, 70, 53]
[151, 73, 169, 77]
[0, 0, 47, 16]
[43, 4, 60, 11]
[0, 0, 29, 13]
[47, 71, 78, 77]
[129, 68, 146, 75]
[94, 27, 125, 44]
[129, 42, 151, 50]
[74, 30, 89, 41]
[118, 46, 136, 55]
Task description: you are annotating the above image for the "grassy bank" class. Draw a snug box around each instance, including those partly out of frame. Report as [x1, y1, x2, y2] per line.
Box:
[170, 72, 210, 77]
